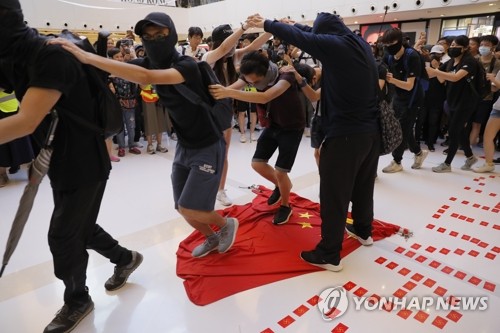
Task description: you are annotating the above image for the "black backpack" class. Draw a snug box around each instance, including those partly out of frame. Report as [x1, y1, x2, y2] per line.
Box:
[173, 61, 233, 136]
[55, 30, 123, 138]
[469, 57, 495, 100]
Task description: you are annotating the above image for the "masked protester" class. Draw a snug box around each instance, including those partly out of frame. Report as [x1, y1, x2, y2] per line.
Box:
[426, 35, 479, 173]
[50, 12, 239, 260]
[0, 1, 143, 332]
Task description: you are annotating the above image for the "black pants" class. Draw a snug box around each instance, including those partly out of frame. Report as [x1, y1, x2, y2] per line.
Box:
[445, 107, 474, 165]
[392, 100, 422, 163]
[315, 131, 380, 263]
[48, 181, 131, 306]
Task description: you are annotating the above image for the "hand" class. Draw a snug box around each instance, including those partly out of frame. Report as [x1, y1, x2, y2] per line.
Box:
[209, 84, 229, 100]
[386, 72, 394, 83]
[47, 37, 91, 64]
[486, 73, 495, 81]
[247, 13, 265, 29]
[425, 66, 436, 76]
[279, 17, 295, 25]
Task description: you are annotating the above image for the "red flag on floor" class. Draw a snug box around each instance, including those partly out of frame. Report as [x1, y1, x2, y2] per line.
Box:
[176, 186, 401, 306]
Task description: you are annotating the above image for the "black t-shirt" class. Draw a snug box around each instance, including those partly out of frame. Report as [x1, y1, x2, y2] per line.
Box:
[267, 72, 305, 130]
[9, 44, 110, 190]
[386, 48, 424, 104]
[131, 56, 220, 149]
[441, 55, 477, 110]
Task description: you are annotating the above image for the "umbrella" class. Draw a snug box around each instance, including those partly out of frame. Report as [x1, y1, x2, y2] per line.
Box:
[0, 110, 59, 278]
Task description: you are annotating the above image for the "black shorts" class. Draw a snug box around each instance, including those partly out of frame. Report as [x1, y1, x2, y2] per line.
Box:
[252, 127, 303, 172]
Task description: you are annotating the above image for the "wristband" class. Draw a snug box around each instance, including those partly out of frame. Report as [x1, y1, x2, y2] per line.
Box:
[240, 22, 248, 31]
[298, 77, 307, 88]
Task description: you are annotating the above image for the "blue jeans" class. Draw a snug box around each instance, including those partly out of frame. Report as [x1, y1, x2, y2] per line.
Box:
[117, 108, 136, 148]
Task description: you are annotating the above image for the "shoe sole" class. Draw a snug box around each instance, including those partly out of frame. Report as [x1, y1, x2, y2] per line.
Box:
[218, 219, 239, 253]
[217, 198, 232, 206]
[105, 253, 144, 291]
[345, 228, 373, 246]
[192, 246, 219, 258]
[300, 254, 343, 272]
[273, 209, 292, 225]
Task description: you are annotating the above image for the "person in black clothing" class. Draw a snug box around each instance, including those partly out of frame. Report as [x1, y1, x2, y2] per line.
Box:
[0, 1, 143, 332]
[51, 12, 239, 260]
[247, 13, 380, 271]
[427, 35, 479, 172]
[380, 28, 429, 173]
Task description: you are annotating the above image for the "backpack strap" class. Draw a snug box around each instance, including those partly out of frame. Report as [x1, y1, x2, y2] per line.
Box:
[173, 83, 222, 137]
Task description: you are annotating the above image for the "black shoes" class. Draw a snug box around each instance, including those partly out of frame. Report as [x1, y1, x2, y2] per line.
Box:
[300, 250, 343, 272]
[267, 187, 281, 205]
[44, 298, 94, 333]
[105, 251, 143, 291]
[273, 205, 292, 225]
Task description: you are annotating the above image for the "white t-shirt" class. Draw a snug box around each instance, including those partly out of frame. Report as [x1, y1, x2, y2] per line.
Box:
[178, 44, 206, 60]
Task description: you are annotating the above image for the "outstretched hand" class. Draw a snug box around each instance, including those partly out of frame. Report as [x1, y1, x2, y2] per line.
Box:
[209, 84, 229, 100]
[47, 38, 92, 64]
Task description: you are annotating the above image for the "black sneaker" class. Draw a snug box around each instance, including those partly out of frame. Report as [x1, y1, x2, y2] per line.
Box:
[273, 205, 292, 225]
[427, 143, 435, 152]
[267, 187, 281, 205]
[493, 157, 500, 164]
[105, 251, 143, 291]
[44, 298, 94, 333]
[345, 224, 373, 246]
[300, 250, 343, 272]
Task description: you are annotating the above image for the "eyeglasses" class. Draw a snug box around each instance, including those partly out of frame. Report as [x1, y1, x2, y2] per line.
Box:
[141, 34, 169, 41]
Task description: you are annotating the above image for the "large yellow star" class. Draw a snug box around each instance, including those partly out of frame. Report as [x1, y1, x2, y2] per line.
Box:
[298, 222, 313, 229]
[299, 212, 314, 219]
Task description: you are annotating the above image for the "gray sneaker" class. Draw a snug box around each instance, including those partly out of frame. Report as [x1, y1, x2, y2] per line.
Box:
[192, 234, 219, 258]
[218, 218, 239, 253]
[432, 163, 451, 173]
[105, 251, 143, 291]
[460, 155, 478, 170]
[411, 149, 429, 169]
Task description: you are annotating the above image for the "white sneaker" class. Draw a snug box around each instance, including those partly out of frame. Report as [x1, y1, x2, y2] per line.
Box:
[411, 149, 429, 169]
[239, 134, 247, 143]
[250, 132, 258, 142]
[382, 160, 403, 173]
[432, 162, 451, 173]
[460, 155, 478, 170]
[473, 163, 495, 173]
[304, 127, 311, 137]
[216, 189, 233, 206]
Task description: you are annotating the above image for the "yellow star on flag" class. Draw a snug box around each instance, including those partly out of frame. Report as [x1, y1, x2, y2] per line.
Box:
[298, 222, 313, 229]
[299, 212, 314, 219]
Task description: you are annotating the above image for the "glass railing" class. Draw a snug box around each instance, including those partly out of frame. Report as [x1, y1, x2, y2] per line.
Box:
[117, 0, 224, 7]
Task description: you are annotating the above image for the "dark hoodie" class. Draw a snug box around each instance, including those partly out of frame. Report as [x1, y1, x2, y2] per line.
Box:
[264, 13, 379, 138]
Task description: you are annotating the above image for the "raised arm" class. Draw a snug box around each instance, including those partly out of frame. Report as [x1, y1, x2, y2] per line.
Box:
[49, 38, 185, 86]
[203, 25, 247, 65]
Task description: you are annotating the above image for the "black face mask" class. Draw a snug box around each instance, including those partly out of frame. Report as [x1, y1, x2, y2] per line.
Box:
[447, 47, 463, 58]
[386, 41, 403, 56]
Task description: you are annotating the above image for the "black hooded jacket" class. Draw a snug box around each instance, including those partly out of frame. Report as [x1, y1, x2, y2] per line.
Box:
[263, 13, 379, 138]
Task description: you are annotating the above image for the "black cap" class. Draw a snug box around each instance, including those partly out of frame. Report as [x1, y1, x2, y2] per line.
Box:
[134, 12, 172, 36]
[212, 24, 233, 43]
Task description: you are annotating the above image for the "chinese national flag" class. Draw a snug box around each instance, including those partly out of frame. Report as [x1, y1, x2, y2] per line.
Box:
[176, 186, 400, 306]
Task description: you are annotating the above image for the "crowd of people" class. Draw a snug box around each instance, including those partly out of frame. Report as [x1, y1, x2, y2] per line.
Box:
[1, 0, 500, 331]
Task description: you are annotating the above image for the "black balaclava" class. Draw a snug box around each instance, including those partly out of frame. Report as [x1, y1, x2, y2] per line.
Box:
[0, 0, 44, 92]
[134, 12, 179, 69]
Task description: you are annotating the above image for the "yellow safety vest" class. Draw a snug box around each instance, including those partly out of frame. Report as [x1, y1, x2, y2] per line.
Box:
[0, 91, 18, 113]
[140, 85, 159, 103]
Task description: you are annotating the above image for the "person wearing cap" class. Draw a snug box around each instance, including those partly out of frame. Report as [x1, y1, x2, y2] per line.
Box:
[200, 23, 272, 206]
[0, 1, 143, 332]
[51, 12, 239, 260]
[419, 44, 447, 152]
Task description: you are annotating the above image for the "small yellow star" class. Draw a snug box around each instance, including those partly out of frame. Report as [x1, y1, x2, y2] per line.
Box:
[346, 217, 353, 224]
[298, 222, 313, 229]
[299, 212, 314, 219]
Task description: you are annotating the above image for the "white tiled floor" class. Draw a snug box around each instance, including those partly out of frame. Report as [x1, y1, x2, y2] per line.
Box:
[0, 130, 499, 333]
